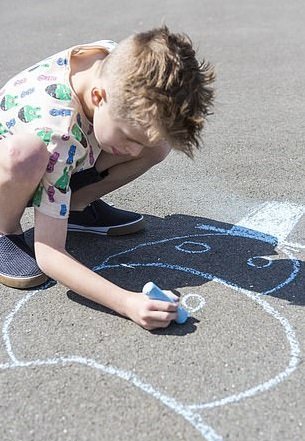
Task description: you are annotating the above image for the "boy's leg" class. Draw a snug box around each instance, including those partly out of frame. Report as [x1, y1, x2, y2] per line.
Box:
[68, 143, 171, 235]
[0, 135, 49, 288]
[0, 134, 49, 234]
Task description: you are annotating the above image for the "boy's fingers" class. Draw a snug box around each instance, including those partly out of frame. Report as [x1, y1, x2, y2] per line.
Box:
[140, 310, 178, 330]
[147, 321, 172, 330]
[147, 310, 177, 322]
[147, 299, 178, 312]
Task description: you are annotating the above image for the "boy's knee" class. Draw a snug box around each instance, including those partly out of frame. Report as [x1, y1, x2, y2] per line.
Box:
[6, 134, 49, 179]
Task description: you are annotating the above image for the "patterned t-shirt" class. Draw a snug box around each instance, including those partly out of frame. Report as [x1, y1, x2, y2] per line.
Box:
[0, 39, 117, 219]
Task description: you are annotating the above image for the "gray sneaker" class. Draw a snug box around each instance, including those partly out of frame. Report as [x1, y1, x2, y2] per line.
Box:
[0, 234, 48, 289]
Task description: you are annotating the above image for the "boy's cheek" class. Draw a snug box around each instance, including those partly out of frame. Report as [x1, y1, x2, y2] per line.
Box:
[93, 126, 104, 145]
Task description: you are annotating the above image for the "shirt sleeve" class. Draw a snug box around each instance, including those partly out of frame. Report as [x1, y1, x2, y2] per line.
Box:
[32, 132, 86, 219]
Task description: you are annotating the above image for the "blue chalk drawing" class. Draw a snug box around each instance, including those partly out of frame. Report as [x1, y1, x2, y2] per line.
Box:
[94, 224, 300, 296]
[0, 222, 302, 441]
[175, 241, 211, 254]
[247, 256, 273, 269]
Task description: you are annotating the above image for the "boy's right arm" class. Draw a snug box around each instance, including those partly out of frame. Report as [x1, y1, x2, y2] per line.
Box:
[34, 210, 178, 330]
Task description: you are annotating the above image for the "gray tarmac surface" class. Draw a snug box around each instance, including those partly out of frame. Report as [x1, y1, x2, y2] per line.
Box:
[1, 1, 305, 440]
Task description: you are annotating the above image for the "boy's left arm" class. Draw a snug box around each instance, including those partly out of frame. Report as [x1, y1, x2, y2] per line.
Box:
[34, 210, 132, 316]
[34, 210, 178, 329]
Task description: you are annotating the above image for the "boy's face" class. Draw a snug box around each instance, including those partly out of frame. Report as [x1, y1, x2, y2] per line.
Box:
[92, 91, 168, 157]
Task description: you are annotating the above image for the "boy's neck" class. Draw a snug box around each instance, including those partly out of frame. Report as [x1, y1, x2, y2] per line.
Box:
[70, 49, 108, 122]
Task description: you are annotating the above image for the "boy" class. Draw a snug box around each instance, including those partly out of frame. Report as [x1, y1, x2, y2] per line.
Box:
[0, 26, 215, 330]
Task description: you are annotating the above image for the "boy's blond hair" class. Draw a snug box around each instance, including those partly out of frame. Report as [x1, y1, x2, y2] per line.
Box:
[102, 26, 215, 158]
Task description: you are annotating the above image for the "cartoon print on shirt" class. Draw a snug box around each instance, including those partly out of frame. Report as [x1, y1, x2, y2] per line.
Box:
[55, 166, 71, 193]
[87, 125, 94, 136]
[32, 185, 43, 207]
[60, 204, 68, 216]
[72, 123, 87, 148]
[0, 95, 18, 111]
[28, 63, 50, 72]
[45, 84, 72, 101]
[89, 144, 95, 165]
[36, 127, 54, 145]
[75, 152, 87, 168]
[66, 145, 76, 165]
[56, 58, 68, 66]
[76, 113, 82, 127]
[0, 123, 9, 136]
[18, 105, 41, 123]
[20, 88, 35, 99]
[6, 119, 16, 130]
[38, 75, 57, 82]
[47, 186, 55, 202]
[49, 108, 72, 117]
[14, 78, 27, 87]
[47, 152, 60, 173]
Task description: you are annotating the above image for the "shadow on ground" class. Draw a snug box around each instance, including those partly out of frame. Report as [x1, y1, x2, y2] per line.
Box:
[64, 213, 304, 312]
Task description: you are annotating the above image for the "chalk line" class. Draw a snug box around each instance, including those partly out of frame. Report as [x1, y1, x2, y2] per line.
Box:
[234, 201, 305, 244]
[1, 201, 304, 441]
[3, 291, 37, 364]
[187, 281, 300, 410]
[281, 241, 305, 253]
[2, 356, 222, 440]
[97, 244, 300, 409]
[1, 246, 300, 440]
[181, 294, 206, 313]
[0, 362, 11, 369]
[96, 230, 300, 296]
[1, 289, 223, 441]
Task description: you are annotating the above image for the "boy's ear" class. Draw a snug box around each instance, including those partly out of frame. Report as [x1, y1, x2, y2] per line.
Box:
[91, 88, 107, 106]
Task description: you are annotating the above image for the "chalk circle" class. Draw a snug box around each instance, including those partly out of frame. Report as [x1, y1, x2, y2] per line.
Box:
[247, 256, 273, 269]
[181, 293, 206, 313]
[175, 241, 211, 254]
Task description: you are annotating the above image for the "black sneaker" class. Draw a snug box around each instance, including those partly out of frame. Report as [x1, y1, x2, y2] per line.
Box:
[0, 234, 48, 289]
[67, 199, 145, 236]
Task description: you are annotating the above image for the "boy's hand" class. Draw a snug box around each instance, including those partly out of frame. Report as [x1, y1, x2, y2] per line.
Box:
[125, 292, 179, 330]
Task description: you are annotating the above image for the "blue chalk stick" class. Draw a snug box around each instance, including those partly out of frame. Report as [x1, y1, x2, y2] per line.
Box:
[142, 282, 188, 324]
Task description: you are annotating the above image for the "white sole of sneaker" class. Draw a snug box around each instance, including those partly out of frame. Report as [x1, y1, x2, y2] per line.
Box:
[67, 218, 145, 236]
[0, 272, 49, 289]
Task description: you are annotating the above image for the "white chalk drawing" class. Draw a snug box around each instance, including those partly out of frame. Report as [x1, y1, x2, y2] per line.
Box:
[1, 203, 304, 441]
[181, 293, 206, 313]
